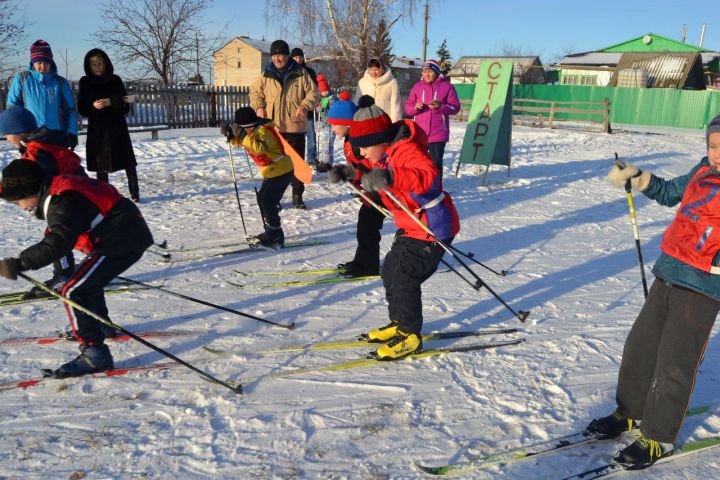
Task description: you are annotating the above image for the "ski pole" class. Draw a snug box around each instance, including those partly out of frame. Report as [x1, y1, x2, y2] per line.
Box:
[240, 148, 267, 228]
[447, 245, 508, 276]
[227, 143, 250, 239]
[614, 153, 649, 298]
[116, 276, 294, 330]
[343, 182, 394, 219]
[382, 188, 529, 323]
[18, 273, 242, 394]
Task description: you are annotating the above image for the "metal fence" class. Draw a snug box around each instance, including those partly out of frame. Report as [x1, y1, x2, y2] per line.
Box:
[0, 83, 251, 129]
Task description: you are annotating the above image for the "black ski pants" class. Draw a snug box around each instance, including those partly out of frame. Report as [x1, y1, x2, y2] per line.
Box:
[258, 171, 292, 228]
[382, 234, 449, 335]
[60, 250, 145, 346]
[281, 132, 307, 198]
[616, 278, 720, 443]
[428, 142, 447, 181]
[351, 200, 386, 274]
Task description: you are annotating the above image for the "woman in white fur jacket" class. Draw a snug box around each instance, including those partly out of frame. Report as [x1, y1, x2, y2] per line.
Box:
[353, 57, 403, 122]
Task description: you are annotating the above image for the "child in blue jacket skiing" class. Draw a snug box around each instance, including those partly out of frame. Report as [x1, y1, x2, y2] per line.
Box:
[586, 113, 720, 470]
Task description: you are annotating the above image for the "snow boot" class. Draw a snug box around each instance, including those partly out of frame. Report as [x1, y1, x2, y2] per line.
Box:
[370, 330, 423, 360]
[256, 226, 285, 248]
[360, 320, 399, 343]
[613, 434, 673, 470]
[292, 194, 307, 210]
[316, 162, 332, 173]
[47, 344, 114, 378]
[586, 410, 636, 439]
[338, 261, 357, 272]
[341, 263, 379, 278]
[22, 270, 72, 300]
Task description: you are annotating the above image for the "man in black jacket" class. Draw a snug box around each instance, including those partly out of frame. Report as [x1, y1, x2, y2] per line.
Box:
[0, 159, 154, 377]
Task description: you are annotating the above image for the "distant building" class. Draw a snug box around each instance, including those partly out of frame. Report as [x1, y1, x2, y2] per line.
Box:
[446, 56, 546, 84]
[557, 33, 720, 88]
[213, 35, 423, 95]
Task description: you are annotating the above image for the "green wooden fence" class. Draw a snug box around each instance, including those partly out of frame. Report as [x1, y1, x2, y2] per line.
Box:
[453, 83, 720, 130]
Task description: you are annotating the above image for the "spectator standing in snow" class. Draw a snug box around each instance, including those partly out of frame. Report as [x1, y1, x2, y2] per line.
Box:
[290, 47, 319, 166]
[222, 107, 294, 248]
[0, 158, 154, 377]
[354, 57, 402, 123]
[7, 40, 79, 150]
[349, 96, 459, 360]
[0, 105, 86, 299]
[327, 92, 385, 278]
[77, 48, 140, 202]
[404, 59, 461, 181]
[251, 40, 319, 209]
[586, 113, 720, 470]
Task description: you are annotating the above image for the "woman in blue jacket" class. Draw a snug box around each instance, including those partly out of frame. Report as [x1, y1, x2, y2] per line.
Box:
[7, 40, 78, 150]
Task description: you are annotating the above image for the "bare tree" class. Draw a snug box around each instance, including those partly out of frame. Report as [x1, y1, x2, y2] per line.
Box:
[0, 0, 27, 78]
[93, 0, 222, 86]
[264, 0, 430, 81]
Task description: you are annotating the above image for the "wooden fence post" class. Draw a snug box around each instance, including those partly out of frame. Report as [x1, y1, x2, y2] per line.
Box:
[603, 97, 612, 134]
[548, 101, 556, 128]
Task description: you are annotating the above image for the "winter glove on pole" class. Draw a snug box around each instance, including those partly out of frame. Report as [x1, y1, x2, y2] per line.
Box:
[220, 123, 234, 142]
[608, 160, 652, 192]
[0, 258, 21, 280]
[328, 164, 356, 184]
[231, 123, 247, 142]
[361, 168, 392, 192]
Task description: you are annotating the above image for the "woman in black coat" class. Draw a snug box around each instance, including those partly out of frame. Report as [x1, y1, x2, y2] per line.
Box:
[77, 48, 140, 201]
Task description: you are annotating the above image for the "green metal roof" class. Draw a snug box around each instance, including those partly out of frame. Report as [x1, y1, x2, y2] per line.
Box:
[600, 33, 709, 53]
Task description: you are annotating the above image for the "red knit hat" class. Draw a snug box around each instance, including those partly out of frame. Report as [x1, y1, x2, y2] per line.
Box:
[349, 95, 393, 147]
[30, 40, 53, 65]
[317, 74, 330, 93]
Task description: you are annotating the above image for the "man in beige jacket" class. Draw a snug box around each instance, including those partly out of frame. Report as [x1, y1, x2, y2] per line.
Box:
[250, 39, 319, 209]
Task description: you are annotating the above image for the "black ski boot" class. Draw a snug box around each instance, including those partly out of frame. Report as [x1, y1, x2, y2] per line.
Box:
[614, 435, 673, 470]
[586, 410, 636, 439]
[292, 194, 307, 209]
[342, 263, 379, 278]
[22, 270, 71, 300]
[44, 343, 114, 378]
[256, 226, 285, 248]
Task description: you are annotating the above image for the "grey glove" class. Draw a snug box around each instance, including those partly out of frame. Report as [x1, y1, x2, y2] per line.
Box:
[220, 124, 234, 142]
[328, 164, 356, 184]
[361, 168, 392, 192]
[0, 258, 21, 280]
[608, 160, 652, 191]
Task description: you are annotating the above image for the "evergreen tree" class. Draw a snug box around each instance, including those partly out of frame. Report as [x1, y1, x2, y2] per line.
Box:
[371, 17, 396, 67]
[437, 39, 452, 73]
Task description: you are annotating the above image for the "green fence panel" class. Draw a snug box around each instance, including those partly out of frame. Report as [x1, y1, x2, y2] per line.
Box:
[456, 83, 720, 130]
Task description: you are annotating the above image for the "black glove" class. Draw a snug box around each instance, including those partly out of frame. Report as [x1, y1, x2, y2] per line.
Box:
[220, 123, 234, 142]
[361, 168, 392, 192]
[0, 258, 21, 281]
[67, 133, 78, 151]
[328, 164, 356, 184]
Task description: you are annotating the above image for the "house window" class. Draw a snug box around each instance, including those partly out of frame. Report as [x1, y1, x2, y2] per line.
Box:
[562, 74, 597, 86]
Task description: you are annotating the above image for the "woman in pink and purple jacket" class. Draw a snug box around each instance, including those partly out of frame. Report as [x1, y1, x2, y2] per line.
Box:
[403, 59, 461, 182]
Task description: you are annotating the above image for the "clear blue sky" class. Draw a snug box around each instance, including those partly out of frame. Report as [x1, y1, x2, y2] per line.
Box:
[10, 0, 719, 81]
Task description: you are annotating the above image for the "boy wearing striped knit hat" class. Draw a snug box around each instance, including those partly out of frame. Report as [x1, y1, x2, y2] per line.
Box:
[349, 95, 460, 360]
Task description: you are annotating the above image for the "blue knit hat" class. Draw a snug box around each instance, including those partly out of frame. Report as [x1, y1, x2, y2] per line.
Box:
[327, 91, 357, 126]
[708, 113, 720, 146]
[0, 106, 38, 135]
[422, 59, 441, 76]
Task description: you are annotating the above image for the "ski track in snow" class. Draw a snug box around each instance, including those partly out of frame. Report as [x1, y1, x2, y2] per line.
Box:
[1, 125, 719, 478]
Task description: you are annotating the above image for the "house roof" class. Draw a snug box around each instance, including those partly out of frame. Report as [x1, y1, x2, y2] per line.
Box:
[447, 56, 542, 77]
[214, 36, 323, 58]
[600, 32, 709, 53]
[558, 51, 720, 68]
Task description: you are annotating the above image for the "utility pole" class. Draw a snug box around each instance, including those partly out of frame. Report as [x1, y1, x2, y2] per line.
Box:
[195, 32, 201, 83]
[422, 1, 429, 62]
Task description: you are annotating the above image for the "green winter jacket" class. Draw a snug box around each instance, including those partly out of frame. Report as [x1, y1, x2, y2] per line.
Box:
[645, 156, 720, 300]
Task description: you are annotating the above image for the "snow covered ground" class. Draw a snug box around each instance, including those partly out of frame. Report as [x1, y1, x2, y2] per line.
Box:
[0, 122, 719, 479]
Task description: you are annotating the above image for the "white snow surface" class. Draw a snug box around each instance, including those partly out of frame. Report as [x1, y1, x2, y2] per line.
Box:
[1, 124, 719, 479]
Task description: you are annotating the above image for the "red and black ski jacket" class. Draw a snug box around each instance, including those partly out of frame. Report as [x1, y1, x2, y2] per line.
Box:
[18, 175, 153, 270]
[342, 136, 384, 208]
[20, 127, 86, 177]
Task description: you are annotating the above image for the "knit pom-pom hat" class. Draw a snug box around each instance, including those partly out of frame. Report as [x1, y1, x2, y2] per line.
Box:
[707, 113, 720, 147]
[30, 40, 53, 65]
[349, 95, 393, 147]
[327, 91, 357, 126]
